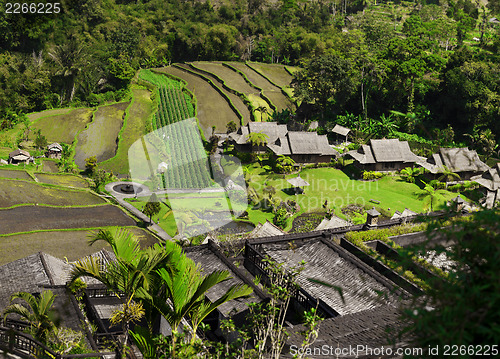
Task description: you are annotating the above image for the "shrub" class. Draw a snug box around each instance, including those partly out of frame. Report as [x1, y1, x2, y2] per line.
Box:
[447, 183, 464, 192]
[362, 171, 384, 180]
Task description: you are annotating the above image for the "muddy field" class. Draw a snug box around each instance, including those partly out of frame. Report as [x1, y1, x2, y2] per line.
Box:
[0, 205, 136, 235]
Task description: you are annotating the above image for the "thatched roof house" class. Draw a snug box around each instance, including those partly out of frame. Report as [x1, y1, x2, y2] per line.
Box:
[471, 163, 500, 191]
[347, 139, 421, 171]
[8, 149, 30, 164]
[46, 142, 63, 159]
[315, 215, 350, 231]
[228, 122, 288, 152]
[247, 220, 285, 239]
[331, 124, 351, 144]
[418, 147, 489, 179]
[267, 131, 339, 163]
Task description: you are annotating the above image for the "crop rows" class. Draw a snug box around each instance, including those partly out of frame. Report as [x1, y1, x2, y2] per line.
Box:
[141, 70, 212, 189]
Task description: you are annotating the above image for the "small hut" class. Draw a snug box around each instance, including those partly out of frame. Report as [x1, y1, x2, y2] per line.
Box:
[365, 207, 381, 228]
[287, 174, 310, 194]
[332, 124, 351, 144]
[8, 149, 30, 165]
[46, 143, 63, 159]
[452, 195, 465, 212]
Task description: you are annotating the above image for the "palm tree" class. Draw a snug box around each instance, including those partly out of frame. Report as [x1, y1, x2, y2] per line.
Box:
[140, 251, 252, 356]
[400, 167, 422, 183]
[416, 181, 445, 212]
[437, 166, 461, 183]
[3, 291, 57, 344]
[377, 113, 398, 137]
[275, 155, 295, 174]
[255, 106, 268, 122]
[69, 229, 173, 357]
[48, 36, 86, 103]
[247, 132, 269, 150]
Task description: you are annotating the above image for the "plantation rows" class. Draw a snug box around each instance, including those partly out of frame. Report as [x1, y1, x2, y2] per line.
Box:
[155, 87, 193, 128]
[141, 69, 212, 188]
[161, 119, 212, 188]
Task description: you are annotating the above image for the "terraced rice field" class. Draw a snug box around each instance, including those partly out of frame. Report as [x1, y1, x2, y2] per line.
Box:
[41, 159, 59, 173]
[74, 102, 129, 169]
[246, 62, 294, 89]
[158, 66, 241, 135]
[0, 169, 32, 181]
[101, 88, 155, 177]
[34, 173, 89, 188]
[0, 205, 135, 235]
[0, 179, 105, 207]
[31, 107, 94, 144]
[192, 62, 257, 95]
[27, 108, 72, 122]
[0, 227, 156, 266]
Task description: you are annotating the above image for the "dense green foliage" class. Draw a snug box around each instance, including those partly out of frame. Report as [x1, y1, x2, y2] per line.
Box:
[0, 0, 498, 152]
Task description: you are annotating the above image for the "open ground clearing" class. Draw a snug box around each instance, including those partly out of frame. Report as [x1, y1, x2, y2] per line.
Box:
[34, 173, 89, 188]
[0, 205, 136, 235]
[31, 107, 94, 144]
[0, 227, 156, 266]
[0, 169, 32, 181]
[100, 88, 154, 176]
[74, 102, 129, 169]
[0, 179, 105, 207]
[157, 66, 241, 135]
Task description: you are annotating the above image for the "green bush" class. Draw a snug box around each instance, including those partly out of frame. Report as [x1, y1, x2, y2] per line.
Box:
[362, 171, 384, 180]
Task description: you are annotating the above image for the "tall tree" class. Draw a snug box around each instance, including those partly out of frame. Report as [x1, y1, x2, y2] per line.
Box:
[292, 54, 355, 117]
[143, 193, 162, 224]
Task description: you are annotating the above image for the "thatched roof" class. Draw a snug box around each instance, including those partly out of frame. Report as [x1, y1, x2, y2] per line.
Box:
[366, 207, 380, 216]
[287, 132, 338, 156]
[315, 215, 350, 230]
[346, 144, 376, 164]
[438, 147, 489, 173]
[47, 142, 62, 151]
[230, 122, 288, 145]
[471, 164, 500, 191]
[287, 175, 310, 187]
[332, 124, 350, 137]
[370, 139, 418, 163]
[248, 220, 285, 239]
[9, 149, 30, 159]
[391, 208, 417, 220]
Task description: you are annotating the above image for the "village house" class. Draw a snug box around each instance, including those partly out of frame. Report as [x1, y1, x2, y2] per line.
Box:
[331, 124, 351, 144]
[346, 139, 421, 172]
[229, 122, 339, 164]
[418, 147, 489, 180]
[8, 149, 31, 165]
[267, 131, 339, 164]
[471, 163, 500, 209]
[46, 142, 63, 159]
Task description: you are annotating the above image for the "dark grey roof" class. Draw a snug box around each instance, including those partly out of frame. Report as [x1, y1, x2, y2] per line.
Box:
[346, 144, 376, 164]
[367, 207, 381, 216]
[370, 139, 417, 163]
[471, 165, 500, 191]
[248, 122, 288, 143]
[391, 208, 417, 220]
[287, 132, 338, 156]
[260, 240, 400, 315]
[267, 136, 291, 156]
[332, 124, 351, 136]
[248, 220, 284, 239]
[184, 244, 265, 317]
[286, 304, 408, 358]
[439, 147, 489, 173]
[452, 195, 465, 204]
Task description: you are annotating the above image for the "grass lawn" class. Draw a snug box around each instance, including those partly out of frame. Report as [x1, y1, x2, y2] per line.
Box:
[0, 179, 105, 207]
[126, 196, 177, 236]
[100, 88, 154, 176]
[158, 66, 241, 135]
[245, 164, 470, 221]
[35, 173, 89, 188]
[74, 102, 129, 169]
[0, 227, 157, 266]
[31, 107, 95, 144]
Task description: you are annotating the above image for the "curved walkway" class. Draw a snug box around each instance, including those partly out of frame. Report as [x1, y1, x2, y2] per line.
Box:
[105, 182, 173, 241]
